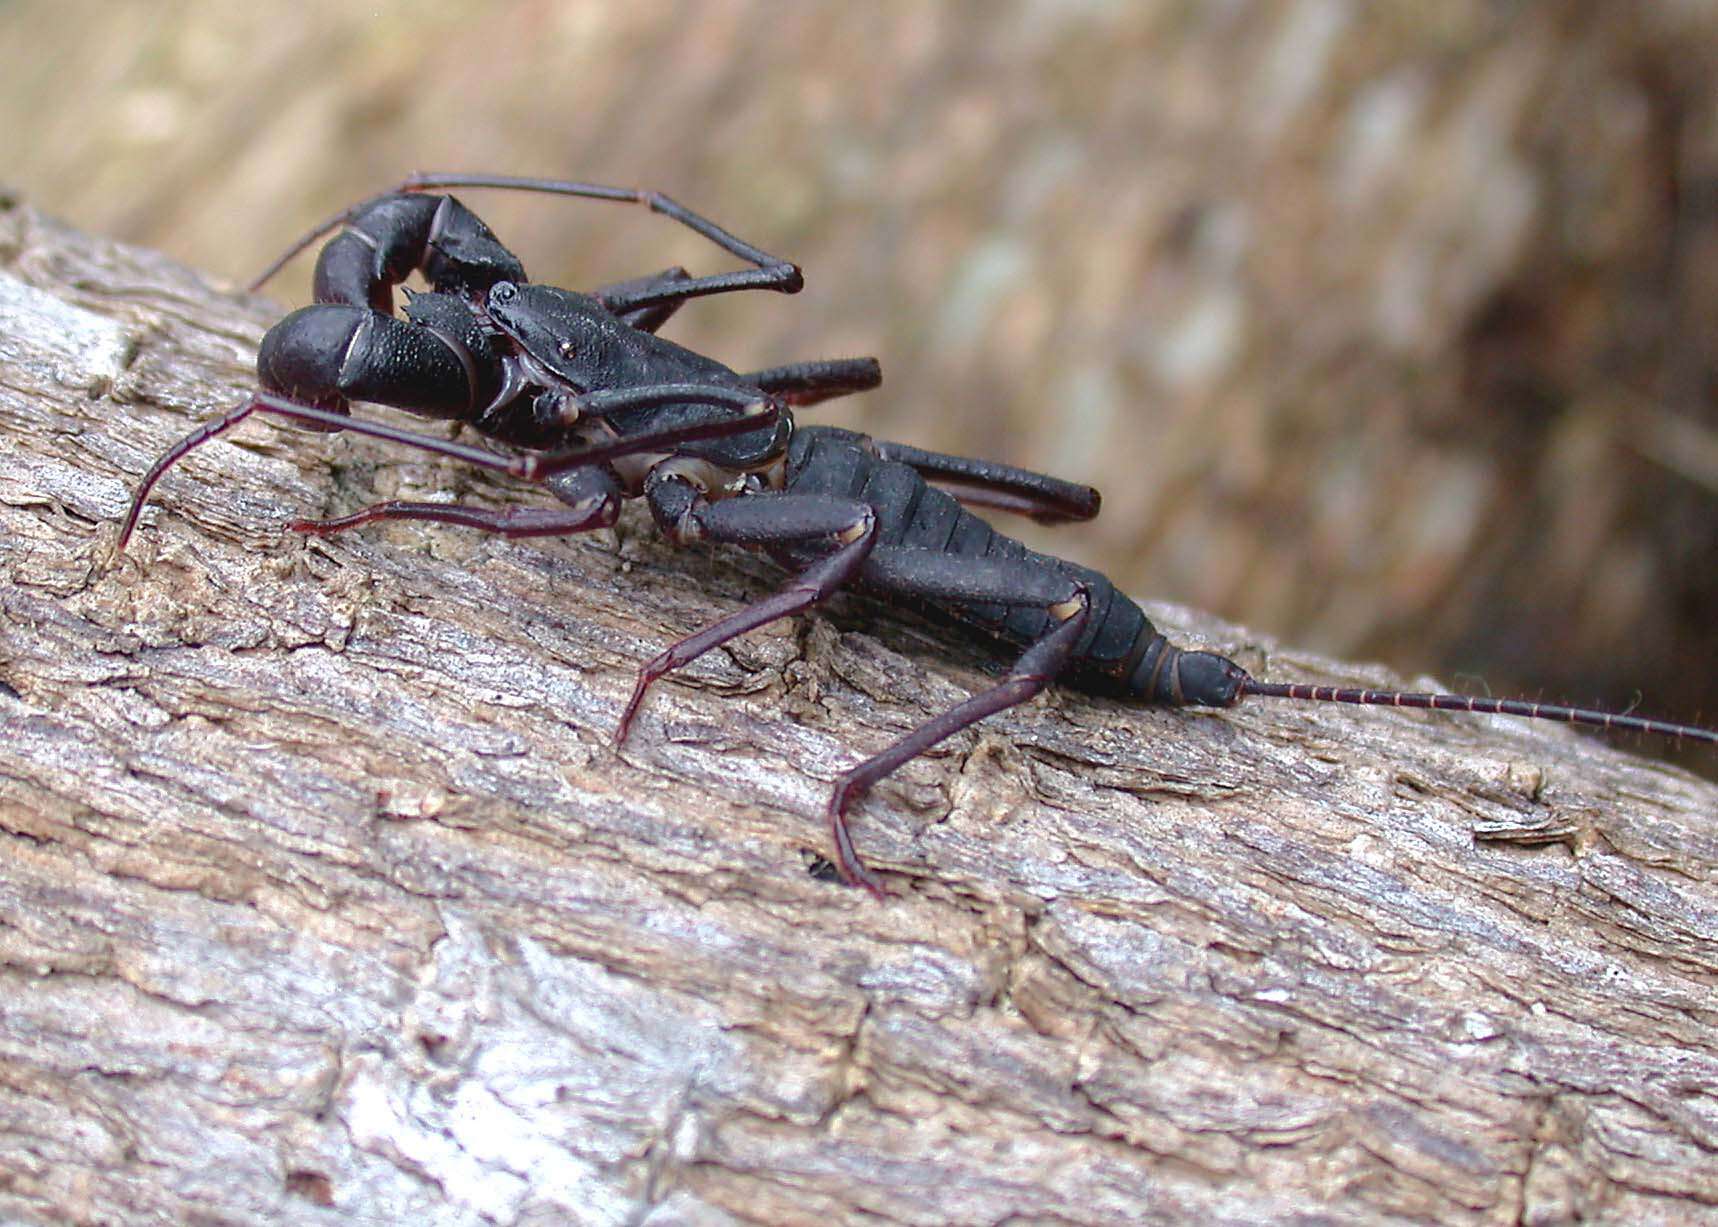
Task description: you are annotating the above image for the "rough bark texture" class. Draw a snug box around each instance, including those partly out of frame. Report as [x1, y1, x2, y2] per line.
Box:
[3, 206, 1718, 1226]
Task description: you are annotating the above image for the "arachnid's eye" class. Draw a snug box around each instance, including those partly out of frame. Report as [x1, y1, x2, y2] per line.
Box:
[557, 339, 576, 357]
[489, 281, 519, 306]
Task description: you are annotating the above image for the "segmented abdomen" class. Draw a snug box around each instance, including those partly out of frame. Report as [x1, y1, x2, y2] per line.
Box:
[782, 426, 1170, 697]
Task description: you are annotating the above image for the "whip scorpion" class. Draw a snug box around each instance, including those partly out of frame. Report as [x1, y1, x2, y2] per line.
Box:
[118, 174, 1718, 894]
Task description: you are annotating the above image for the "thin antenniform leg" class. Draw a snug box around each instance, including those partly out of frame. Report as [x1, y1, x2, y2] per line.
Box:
[290, 464, 623, 540]
[118, 393, 779, 551]
[595, 267, 692, 334]
[118, 396, 272, 550]
[593, 263, 800, 315]
[1238, 679, 1718, 747]
[251, 173, 803, 304]
[288, 499, 616, 539]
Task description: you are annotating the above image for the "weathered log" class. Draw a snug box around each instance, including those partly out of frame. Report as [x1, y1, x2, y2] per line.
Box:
[2, 201, 1716, 1226]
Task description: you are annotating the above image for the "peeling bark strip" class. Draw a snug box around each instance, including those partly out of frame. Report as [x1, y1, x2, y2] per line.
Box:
[1, 200, 1716, 1226]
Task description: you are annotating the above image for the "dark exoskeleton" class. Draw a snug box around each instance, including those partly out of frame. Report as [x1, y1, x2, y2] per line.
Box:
[120, 174, 1718, 896]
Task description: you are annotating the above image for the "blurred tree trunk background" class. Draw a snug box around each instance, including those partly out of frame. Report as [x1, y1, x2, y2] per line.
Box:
[3, 0, 1714, 749]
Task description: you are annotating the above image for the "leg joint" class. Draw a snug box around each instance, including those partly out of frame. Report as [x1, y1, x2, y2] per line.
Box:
[1048, 581, 1091, 623]
[836, 506, 875, 545]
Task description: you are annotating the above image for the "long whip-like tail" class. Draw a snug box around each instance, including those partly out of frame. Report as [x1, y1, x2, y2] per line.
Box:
[1237, 679, 1718, 748]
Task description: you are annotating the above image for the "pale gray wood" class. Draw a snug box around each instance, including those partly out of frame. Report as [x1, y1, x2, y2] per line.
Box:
[2, 199, 1716, 1226]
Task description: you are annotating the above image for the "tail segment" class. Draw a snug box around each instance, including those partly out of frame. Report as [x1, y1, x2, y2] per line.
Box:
[1236, 679, 1718, 747]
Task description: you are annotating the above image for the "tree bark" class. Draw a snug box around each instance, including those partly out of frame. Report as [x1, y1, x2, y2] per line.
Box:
[2, 200, 1716, 1226]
